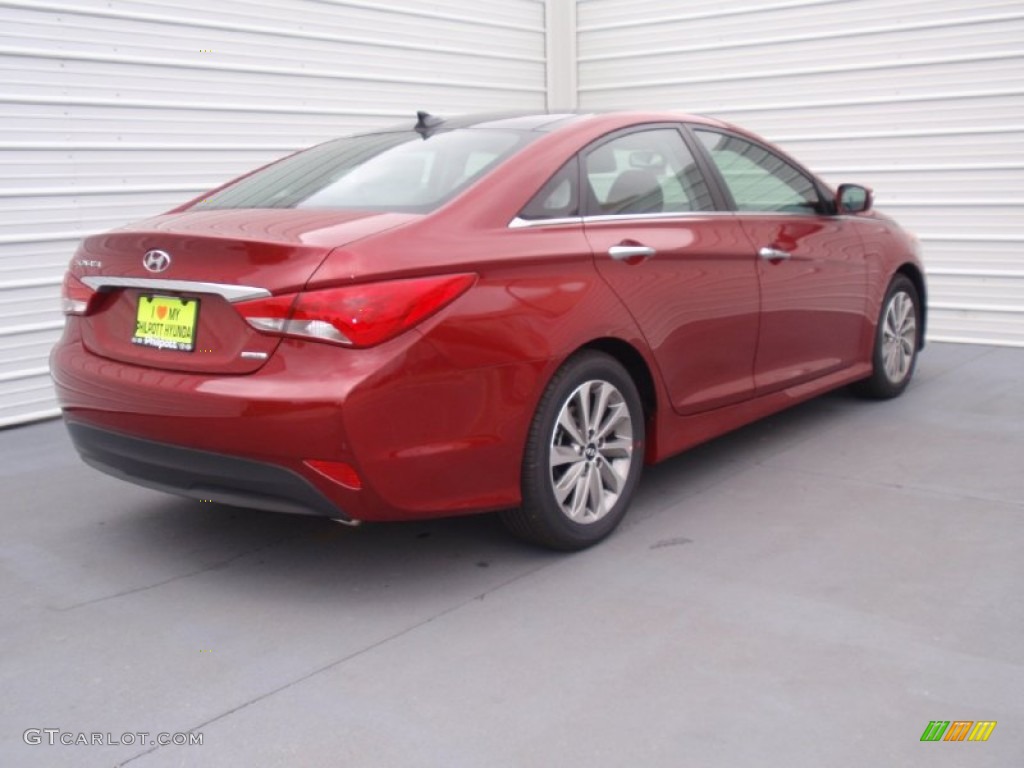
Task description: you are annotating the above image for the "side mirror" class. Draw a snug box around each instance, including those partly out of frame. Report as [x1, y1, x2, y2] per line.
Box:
[836, 184, 873, 214]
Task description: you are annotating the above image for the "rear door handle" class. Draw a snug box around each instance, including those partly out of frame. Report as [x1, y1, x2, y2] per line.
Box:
[758, 246, 791, 261]
[608, 245, 656, 261]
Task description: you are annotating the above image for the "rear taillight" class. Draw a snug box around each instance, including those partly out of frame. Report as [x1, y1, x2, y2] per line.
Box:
[61, 273, 98, 315]
[237, 274, 476, 348]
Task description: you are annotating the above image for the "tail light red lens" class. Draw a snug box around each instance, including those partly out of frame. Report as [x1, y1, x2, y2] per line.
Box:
[304, 460, 362, 490]
[61, 273, 98, 315]
[237, 273, 475, 348]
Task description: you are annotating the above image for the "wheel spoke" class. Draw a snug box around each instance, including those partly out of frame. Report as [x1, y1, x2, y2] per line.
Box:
[902, 316, 916, 339]
[587, 463, 604, 519]
[600, 436, 633, 458]
[574, 382, 593, 434]
[884, 308, 898, 340]
[569, 466, 591, 518]
[557, 407, 586, 447]
[894, 295, 907, 330]
[554, 461, 586, 504]
[550, 444, 580, 468]
[595, 401, 628, 441]
[591, 382, 613, 432]
[597, 456, 625, 495]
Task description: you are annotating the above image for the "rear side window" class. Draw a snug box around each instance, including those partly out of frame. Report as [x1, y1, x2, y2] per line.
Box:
[193, 129, 533, 214]
[695, 130, 822, 213]
[518, 157, 580, 221]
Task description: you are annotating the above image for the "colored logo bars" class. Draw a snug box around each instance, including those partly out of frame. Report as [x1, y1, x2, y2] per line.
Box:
[921, 721, 997, 742]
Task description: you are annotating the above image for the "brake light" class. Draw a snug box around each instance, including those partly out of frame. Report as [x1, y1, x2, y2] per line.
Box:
[237, 274, 476, 348]
[61, 273, 98, 315]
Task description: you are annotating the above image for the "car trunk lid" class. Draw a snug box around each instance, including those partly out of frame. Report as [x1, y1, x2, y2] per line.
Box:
[71, 209, 418, 373]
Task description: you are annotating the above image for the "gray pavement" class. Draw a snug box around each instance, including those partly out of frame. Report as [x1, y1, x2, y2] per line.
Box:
[1, 342, 1021, 767]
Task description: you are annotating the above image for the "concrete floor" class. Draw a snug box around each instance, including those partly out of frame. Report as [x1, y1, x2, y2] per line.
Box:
[1, 342, 1021, 767]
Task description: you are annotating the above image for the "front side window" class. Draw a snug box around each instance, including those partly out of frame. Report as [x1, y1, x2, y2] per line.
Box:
[695, 130, 822, 214]
[584, 128, 714, 216]
[193, 129, 533, 213]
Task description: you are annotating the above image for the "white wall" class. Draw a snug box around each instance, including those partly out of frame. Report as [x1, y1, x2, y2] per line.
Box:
[0, 0, 547, 427]
[577, 0, 1024, 347]
[2, 0, 1021, 427]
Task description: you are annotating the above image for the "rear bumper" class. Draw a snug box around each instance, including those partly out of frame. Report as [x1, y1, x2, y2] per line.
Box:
[51, 324, 540, 521]
[65, 421, 347, 518]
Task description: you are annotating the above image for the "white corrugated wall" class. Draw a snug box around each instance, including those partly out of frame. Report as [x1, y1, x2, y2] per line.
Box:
[0, 0, 547, 427]
[3, 1, 1022, 428]
[577, 0, 1024, 347]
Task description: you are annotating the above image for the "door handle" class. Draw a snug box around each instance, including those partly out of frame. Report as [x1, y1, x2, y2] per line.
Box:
[758, 246, 791, 261]
[608, 245, 656, 261]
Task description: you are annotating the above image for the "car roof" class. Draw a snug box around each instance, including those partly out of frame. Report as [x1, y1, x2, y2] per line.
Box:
[377, 110, 736, 135]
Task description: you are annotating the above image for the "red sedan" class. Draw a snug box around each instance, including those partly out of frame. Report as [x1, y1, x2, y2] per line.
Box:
[52, 111, 925, 550]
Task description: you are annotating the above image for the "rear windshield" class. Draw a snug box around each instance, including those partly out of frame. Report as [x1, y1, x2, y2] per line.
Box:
[191, 129, 533, 213]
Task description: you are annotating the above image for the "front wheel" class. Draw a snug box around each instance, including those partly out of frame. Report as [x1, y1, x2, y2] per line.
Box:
[853, 274, 921, 399]
[501, 351, 645, 551]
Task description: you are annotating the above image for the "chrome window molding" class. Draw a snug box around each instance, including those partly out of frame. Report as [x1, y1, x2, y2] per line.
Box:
[582, 211, 734, 224]
[509, 210, 850, 229]
[80, 277, 271, 302]
[733, 210, 830, 218]
[508, 215, 584, 229]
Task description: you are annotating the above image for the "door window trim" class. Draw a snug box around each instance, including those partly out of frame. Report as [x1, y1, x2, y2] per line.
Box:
[508, 121, 838, 229]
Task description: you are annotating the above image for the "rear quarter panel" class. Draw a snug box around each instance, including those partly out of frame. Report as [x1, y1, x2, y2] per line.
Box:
[313, 215, 665, 516]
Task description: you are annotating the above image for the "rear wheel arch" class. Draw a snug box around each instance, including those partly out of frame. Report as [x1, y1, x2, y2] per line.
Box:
[577, 338, 657, 421]
[572, 337, 660, 463]
[513, 337, 660, 479]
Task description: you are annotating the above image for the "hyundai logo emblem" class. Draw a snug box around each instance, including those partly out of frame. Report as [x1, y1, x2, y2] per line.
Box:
[142, 249, 171, 273]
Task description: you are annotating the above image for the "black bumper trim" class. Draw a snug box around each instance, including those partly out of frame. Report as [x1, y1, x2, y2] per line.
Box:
[65, 420, 348, 519]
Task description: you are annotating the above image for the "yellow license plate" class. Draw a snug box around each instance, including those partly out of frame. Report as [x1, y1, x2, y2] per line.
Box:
[132, 295, 199, 352]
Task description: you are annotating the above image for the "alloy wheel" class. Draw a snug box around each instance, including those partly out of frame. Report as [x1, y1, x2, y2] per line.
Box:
[549, 379, 634, 524]
[882, 290, 916, 383]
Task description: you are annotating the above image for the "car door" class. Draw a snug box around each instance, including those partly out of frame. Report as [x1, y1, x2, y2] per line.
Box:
[692, 128, 868, 394]
[580, 126, 761, 415]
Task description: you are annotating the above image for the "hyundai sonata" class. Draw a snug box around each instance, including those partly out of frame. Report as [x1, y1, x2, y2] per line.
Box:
[52, 111, 925, 549]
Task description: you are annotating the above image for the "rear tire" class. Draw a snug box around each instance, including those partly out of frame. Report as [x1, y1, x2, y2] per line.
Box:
[853, 274, 921, 399]
[501, 351, 644, 551]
